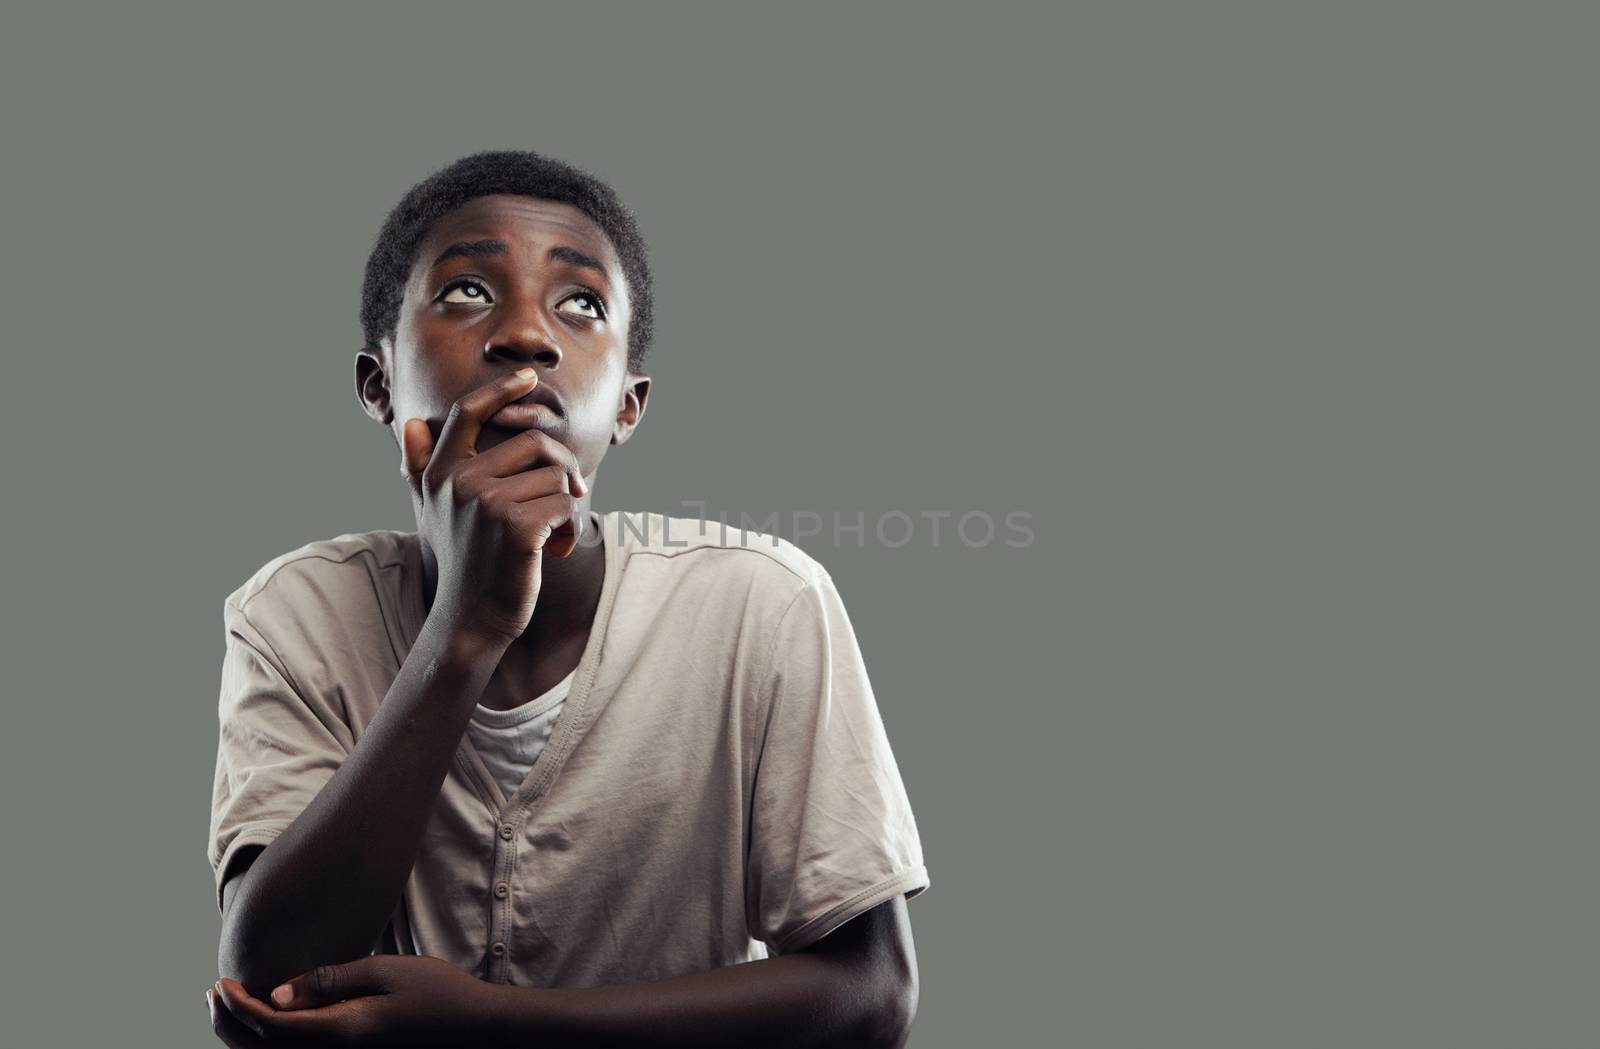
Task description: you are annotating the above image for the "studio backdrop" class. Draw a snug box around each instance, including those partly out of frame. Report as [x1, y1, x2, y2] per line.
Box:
[2, 4, 1596, 1048]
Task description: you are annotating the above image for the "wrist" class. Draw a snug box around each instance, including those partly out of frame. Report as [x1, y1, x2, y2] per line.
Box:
[418, 611, 515, 668]
[475, 982, 560, 1046]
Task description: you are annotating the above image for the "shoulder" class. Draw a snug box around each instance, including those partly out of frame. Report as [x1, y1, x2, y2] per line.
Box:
[607, 510, 826, 584]
[603, 510, 833, 613]
[223, 529, 418, 650]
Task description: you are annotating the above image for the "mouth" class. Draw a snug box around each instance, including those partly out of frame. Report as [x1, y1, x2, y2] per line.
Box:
[488, 385, 563, 430]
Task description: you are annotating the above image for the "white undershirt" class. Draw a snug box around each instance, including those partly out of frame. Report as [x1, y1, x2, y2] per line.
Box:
[464, 670, 577, 802]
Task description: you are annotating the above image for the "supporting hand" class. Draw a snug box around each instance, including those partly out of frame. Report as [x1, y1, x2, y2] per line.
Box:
[207, 954, 504, 1048]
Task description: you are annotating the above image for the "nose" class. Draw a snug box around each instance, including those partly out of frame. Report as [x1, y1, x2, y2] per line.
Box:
[484, 299, 563, 371]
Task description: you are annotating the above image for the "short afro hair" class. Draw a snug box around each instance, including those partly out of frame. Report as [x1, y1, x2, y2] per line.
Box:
[360, 150, 654, 372]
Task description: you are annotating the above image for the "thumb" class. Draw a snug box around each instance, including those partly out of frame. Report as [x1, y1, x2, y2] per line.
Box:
[399, 417, 434, 494]
[270, 957, 384, 1011]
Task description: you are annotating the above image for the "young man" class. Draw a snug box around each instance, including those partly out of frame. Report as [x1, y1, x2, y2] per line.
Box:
[205, 150, 929, 1047]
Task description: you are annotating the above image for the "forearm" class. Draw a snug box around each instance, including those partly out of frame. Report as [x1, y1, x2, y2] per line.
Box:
[479, 951, 901, 1049]
[219, 613, 508, 999]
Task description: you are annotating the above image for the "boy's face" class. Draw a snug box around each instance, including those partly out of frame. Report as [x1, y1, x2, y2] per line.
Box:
[356, 193, 649, 487]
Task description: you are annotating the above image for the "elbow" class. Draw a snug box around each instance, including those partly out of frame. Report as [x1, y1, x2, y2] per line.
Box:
[216, 904, 247, 982]
[216, 861, 268, 993]
[216, 908, 288, 1001]
[858, 970, 918, 1048]
[218, 941, 297, 1004]
[216, 922, 265, 998]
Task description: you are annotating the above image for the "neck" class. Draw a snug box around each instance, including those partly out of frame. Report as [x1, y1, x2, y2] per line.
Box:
[417, 509, 605, 658]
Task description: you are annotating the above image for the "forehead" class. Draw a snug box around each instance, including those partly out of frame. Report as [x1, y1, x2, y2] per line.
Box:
[411, 194, 623, 278]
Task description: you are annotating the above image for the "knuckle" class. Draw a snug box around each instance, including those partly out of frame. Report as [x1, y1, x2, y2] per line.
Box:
[449, 473, 478, 505]
[309, 964, 339, 999]
[479, 487, 508, 516]
[508, 509, 540, 550]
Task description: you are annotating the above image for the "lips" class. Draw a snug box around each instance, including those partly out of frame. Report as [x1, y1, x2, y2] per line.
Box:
[489, 382, 563, 430]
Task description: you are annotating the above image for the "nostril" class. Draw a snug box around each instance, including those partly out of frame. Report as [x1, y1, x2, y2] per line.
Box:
[484, 328, 563, 366]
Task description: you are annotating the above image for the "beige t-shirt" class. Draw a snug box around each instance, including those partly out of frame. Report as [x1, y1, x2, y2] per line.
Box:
[207, 510, 929, 988]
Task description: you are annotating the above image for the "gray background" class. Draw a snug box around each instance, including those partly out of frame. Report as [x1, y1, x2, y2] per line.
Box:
[1, 3, 1594, 1046]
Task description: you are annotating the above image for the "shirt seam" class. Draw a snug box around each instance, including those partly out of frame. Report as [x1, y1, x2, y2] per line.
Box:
[627, 543, 817, 587]
[211, 823, 287, 873]
[774, 866, 931, 954]
[231, 538, 405, 620]
[748, 578, 814, 777]
[223, 600, 318, 728]
[743, 577, 814, 939]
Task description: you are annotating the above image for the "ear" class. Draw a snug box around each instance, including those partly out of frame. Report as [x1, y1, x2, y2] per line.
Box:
[355, 345, 395, 426]
[610, 372, 651, 447]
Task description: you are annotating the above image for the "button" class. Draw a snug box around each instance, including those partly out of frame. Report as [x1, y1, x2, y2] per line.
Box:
[499, 824, 514, 840]
[490, 941, 506, 957]
[494, 882, 509, 899]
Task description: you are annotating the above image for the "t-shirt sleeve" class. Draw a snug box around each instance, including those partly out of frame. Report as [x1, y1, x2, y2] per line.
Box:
[745, 567, 930, 954]
[207, 600, 353, 915]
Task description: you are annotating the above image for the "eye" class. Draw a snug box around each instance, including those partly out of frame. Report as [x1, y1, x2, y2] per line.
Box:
[557, 290, 606, 320]
[439, 278, 493, 305]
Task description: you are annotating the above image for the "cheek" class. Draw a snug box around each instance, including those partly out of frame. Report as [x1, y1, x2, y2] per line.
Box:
[566, 406, 615, 466]
[564, 377, 626, 463]
[392, 304, 476, 410]
[393, 350, 470, 421]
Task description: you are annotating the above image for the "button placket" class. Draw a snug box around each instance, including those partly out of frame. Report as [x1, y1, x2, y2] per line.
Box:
[491, 820, 519, 980]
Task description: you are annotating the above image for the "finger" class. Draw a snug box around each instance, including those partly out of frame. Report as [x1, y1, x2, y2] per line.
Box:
[213, 979, 275, 1040]
[433, 368, 540, 467]
[398, 417, 435, 496]
[487, 463, 578, 510]
[473, 426, 589, 495]
[510, 492, 582, 560]
[548, 524, 579, 559]
[271, 957, 386, 1011]
[209, 985, 269, 1048]
[217, 977, 359, 1046]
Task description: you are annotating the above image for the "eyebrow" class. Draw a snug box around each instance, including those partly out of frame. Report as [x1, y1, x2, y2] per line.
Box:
[430, 239, 609, 283]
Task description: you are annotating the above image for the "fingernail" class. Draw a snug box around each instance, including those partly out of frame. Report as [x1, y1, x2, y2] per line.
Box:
[513, 367, 536, 379]
[272, 984, 293, 1007]
[205, 988, 213, 1011]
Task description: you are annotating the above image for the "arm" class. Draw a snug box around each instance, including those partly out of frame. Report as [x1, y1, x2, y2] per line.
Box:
[217, 372, 592, 1002]
[480, 895, 919, 1048]
[217, 615, 510, 1000]
[212, 898, 917, 1048]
